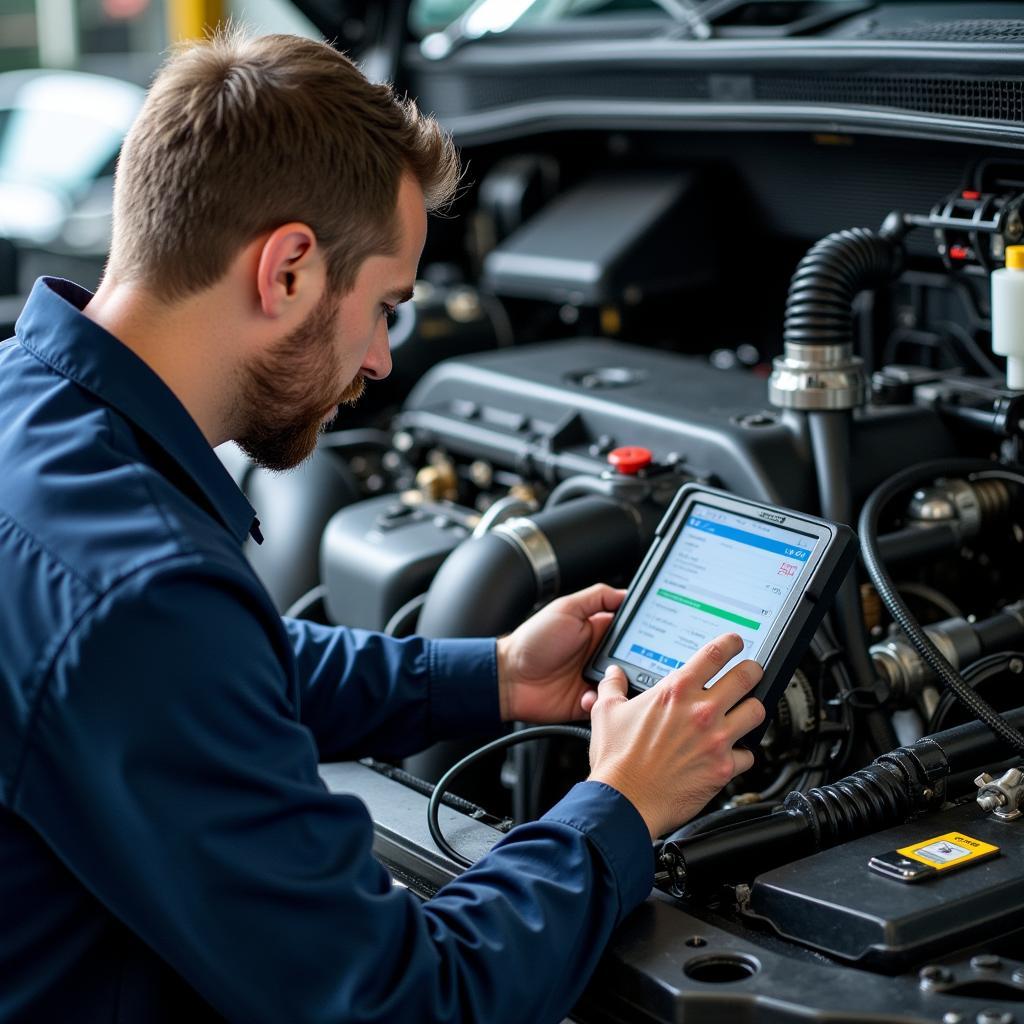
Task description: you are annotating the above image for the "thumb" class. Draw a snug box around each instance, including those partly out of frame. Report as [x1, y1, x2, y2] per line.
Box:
[566, 583, 627, 621]
[596, 665, 628, 708]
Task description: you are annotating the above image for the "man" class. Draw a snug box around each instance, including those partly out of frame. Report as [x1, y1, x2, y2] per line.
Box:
[0, 31, 764, 1024]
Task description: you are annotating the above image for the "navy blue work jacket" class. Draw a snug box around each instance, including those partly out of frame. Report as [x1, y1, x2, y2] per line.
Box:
[0, 278, 653, 1024]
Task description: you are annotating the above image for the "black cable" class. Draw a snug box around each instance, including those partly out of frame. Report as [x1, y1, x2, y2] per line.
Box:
[384, 593, 427, 637]
[317, 428, 393, 450]
[812, 619, 856, 774]
[808, 406, 896, 754]
[858, 458, 1024, 754]
[938, 319, 1003, 379]
[427, 725, 591, 869]
[283, 583, 327, 620]
[362, 759, 500, 821]
[926, 651, 1024, 735]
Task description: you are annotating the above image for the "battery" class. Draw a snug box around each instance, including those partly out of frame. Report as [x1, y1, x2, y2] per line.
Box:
[748, 800, 1024, 967]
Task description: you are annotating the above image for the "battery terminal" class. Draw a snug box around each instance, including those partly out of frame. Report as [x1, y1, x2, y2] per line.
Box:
[975, 767, 1024, 821]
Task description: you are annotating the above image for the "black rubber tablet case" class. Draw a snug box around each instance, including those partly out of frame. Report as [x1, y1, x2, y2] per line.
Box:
[585, 483, 858, 746]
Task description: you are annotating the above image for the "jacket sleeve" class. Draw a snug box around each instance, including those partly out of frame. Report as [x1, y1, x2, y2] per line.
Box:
[14, 562, 653, 1024]
[281, 615, 500, 761]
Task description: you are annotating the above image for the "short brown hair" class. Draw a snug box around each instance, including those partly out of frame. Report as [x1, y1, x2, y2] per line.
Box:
[107, 29, 459, 301]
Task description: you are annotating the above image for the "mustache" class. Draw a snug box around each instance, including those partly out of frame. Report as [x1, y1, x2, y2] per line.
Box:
[337, 375, 365, 406]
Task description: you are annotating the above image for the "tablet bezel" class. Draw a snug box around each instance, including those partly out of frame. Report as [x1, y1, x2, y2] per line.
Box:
[585, 484, 851, 713]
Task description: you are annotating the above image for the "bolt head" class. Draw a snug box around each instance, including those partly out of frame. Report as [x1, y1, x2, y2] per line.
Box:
[920, 964, 952, 986]
[975, 1011, 1014, 1024]
[972, 954, 1002, 971]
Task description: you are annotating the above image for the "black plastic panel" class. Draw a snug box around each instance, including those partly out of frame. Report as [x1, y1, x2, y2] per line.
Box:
[750, 799, 1024, 966]
[326, 758, 1024, 1023]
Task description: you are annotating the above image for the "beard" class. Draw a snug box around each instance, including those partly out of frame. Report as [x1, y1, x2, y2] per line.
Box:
[234, 292, 365, 471]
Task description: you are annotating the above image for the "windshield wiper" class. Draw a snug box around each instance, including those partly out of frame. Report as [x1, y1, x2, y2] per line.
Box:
[655, 0, 713, 39]
[421, 0, 541, 60]
[420, 0, 718, 61]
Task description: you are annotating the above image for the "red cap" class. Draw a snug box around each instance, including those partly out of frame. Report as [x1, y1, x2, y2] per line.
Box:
[608, 446, 653, 475]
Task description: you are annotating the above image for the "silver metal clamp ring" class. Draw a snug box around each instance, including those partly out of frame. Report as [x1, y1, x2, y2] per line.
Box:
[493, 517, 560, 605]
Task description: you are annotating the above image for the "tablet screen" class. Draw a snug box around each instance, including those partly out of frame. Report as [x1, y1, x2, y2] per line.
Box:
[611, 502, 820, 685]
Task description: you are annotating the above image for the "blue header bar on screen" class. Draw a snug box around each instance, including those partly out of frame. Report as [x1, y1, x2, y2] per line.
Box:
[687, 516, 812, 561]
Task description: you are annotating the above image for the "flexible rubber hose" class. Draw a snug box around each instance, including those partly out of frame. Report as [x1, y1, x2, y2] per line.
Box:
[660, 705, 1024, 896]
[859, 459, 1024, 754]
[784, 227, 903, 347]
[417, 496, 644, 639]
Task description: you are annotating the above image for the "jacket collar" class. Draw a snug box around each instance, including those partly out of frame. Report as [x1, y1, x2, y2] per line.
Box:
[16, 277, 262, 545]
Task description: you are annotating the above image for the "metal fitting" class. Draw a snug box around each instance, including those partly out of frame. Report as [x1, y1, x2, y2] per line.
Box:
[906, 478, 1011, 541]
[472, 495, 538, 538]
[975, 766, 1024, 820]
[768, 342, 868, 411]
[492, 518, 560, 605]
[415, 459, 459, 502]
[871, 618, 978, 703]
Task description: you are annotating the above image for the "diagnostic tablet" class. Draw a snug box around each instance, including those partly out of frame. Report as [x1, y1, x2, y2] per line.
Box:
[586, 483, 857, 746]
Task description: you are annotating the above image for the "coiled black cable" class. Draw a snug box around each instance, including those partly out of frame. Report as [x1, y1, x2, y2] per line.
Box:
[783, 227, 903, 347]
[427, 725, 591, 869]
[926, 651, 1024, 735]
[858, 458, 1024, 754]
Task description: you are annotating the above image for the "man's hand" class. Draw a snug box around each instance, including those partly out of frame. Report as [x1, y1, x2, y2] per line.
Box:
[588, 634, 765, 839]
[496, 583, 625, 724]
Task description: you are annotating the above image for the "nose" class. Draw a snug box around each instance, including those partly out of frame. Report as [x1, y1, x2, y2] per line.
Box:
[361, 320, 393, 381]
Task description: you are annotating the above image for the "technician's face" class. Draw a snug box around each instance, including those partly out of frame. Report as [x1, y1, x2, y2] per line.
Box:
[235, 175, 428, 471]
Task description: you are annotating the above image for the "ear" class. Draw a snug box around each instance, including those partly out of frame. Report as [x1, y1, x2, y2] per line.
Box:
[254, 222, 323, 319]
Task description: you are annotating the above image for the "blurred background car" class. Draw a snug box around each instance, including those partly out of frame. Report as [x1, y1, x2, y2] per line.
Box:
[0, 68, 143, 306]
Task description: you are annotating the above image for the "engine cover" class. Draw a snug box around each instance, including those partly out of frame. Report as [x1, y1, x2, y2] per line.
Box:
[400, 339, 958, 510]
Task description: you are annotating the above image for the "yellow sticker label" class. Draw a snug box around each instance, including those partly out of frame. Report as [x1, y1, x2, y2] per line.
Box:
[896, 832, 1000, 871]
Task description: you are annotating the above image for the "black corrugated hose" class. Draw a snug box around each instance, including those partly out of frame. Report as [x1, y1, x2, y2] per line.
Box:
[783, 227, 903, 347]
[858, 458, 1024, 754]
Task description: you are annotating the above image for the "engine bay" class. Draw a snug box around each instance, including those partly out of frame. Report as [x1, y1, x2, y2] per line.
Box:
[231, 84, 1024, 1023]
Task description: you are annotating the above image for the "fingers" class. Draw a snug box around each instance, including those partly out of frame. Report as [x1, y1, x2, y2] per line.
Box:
[670, 633, 745, 691]
[583, 611, 616, 659]
[709, 657, 763, 710]
[731, 746, 756, 776]
[580, 687, 598, 715]
[563, 583, 626, 620]
[723, 695, 766, 741]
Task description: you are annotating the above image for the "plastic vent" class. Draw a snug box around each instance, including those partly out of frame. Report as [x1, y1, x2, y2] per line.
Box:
[462, 71, 710, 110]
[862, 19, 1024, 42]
[441, 70, 1024, 124]
[756, 75, 1024, 122]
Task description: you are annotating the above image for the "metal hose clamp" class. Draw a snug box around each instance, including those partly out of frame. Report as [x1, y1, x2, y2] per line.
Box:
[768, 342, 869, 411]
[493, 517, 560, 605]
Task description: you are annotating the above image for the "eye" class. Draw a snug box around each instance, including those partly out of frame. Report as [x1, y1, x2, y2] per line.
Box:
[382, 303, 397, 329]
